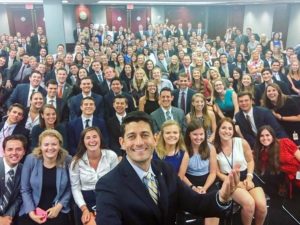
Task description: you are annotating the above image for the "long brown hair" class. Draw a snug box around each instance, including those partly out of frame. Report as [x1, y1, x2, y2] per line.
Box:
[254, 125, 280, 173]
[214, 117, 238, 154]
[184, 119, 210, 159]
[71, 127, 105, 170]
[189, 93, 211, 130]
[39, 104, 58, 129]
[261, 83, 288, 110]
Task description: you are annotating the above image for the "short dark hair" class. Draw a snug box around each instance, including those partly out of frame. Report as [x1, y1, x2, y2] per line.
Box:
[80, 76, 93, 84]
[120, 111, 154, 137]
[46, 79, 58, 87]
[237, 91, 253, 100]
[57, 67, 67, 74]
[271, 60, 280, 66]
[110, 77, 122, 86]
[3, 134, 27, 151]
[113, 94, 128, 104]
[261, 68, 272, 74]
[160, 87, 173, 96]
[30, 70, 42, 77]
[8, 103, 25, 113]
[80, 96, 95, 106]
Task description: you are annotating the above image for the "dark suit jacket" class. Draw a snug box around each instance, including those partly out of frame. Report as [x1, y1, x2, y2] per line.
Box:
[30, 34, 40, 56]
[151, 107, 186, 133]
[44, 97, 69, 122]
[235, 107, 287, 148]
[104, 91, 136, 119]
[67, 92, 104, 120]
[0, 158, 22, 217]
[107, 115, 123, 157]
[172, 88, 196, 114]
[7, 61, 29, 83]
[0, 122, 29, 145]
[44, 70, 56, 84]
[60, 83, 73, 102]
[219, 63, 235, 78]
[67, 117, 109, 156]
[6, 83, 46, 108]
[255, 80, 291, 105]
[95, 158, 227, 225]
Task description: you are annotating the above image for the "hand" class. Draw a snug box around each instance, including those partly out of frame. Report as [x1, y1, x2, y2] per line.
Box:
[47, 203, 63, 219]
[0, 216, 13, 225]
[237, 181, 246, 189]
[29, 211, 45, 224]
[243, 179, 255, 191]
[219, 165, 240, 203]
[5, 80, 12, 89]
[196, 186, 207, 194]
[81, 209, 91, 224]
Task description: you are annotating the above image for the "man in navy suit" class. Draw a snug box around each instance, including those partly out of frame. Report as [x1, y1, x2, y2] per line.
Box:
[96, 111, 239, 225]
[0, 104, 29, 157]
[107, 95, 127, 158]
[235, 92, 287, 148]
[104, 77, 135, 119]
[68, 77, 104, 120]
[271, 60, 290, 84]
[0, 135, 26, 224]
[67, 97, 109, 156]
[255, 68, 291, 105]
[6, 71, 46, 108]
[172, 74, 195, 114]
[151, 87, 186, 133]
[219, 54, 234, 79]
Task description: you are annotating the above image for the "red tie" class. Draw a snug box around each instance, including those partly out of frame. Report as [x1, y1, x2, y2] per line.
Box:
[57, 85, 63, 98]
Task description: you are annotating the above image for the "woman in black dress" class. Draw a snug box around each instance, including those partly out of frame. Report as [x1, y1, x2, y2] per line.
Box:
[262, 83, 300, 146]
[138, 80, 159, 114]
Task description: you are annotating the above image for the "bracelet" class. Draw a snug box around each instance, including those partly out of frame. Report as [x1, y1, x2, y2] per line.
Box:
[247, 173, 253, 178]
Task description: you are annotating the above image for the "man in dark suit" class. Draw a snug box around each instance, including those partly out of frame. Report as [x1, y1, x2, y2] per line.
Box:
[67, 96, 109, 156]
[30, 26, 44, 57]
[104, 77, 135, 119]
[4, 49, 17, 70]
[135, 24, 146, 40]
[95, 111, 239, 225]
[68, 77, 104, 120]
[107, 95, 127, 158]
[156, 51, 169, 78]
[5, 54, 30, 88]
[263, 50, 274, 69]
[0, 135, 26, 224]
[179, 55, 194, 81]
[255, 68, 291, 105]
[0, 104, 29, 156]
[6, 71, 46, 108]
[235, 92, 287, 148]
[45, 79, 69, 122]
[271, 60, 290, 84]
[172, 74, 195, 114]
[151, 87, 186, 133]
[219, 54, 234, 79]
[44, 59, 65, 84]
[56, 68, 73, 102]
[73, 22, 81, 43]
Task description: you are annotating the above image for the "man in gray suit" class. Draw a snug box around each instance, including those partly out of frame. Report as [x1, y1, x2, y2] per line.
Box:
[151, 87, 186, 133]
[0, 135, 26, 225]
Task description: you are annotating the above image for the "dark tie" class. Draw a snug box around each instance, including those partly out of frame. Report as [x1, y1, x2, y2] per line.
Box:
[143, 172, 158, 204]
[85, 119, 90, 128]
[49, 99, 54, 105]
[0, 169, 14, 213]
[19, 64, 26, 81]
[97, 74, 103, 83]
[166, 111, 172, 120]
[246, 114, 255, 136]
[181, 91, 186, 113]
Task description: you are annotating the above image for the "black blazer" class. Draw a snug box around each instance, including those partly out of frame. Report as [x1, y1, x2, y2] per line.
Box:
[0, 158, 23, 217]
[235, 106, 287, 148]
[172, 88, 196, 114]
[95, 158, 228, 225]
[107, 115, 123, 157]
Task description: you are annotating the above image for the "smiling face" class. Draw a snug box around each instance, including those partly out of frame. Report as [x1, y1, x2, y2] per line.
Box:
[159, 90, 173, 109]
[3, 139, 25, 167]
[120, 121, 156, 170]
[259, 129, 274, 147]
[241, 75, 252, 87]
[162, 124, 180, 146]
[218, 121, 234, 141]
[192, 95, 205, 112]
[84, 130, 101, 153]
[30, 92, 44, 109]
[266, 86, 279, 103]
[42, 107, 57, 127]
[189, 127, 205, 146]
[7, 106, 24, 125]
[41, 135, 60, 161]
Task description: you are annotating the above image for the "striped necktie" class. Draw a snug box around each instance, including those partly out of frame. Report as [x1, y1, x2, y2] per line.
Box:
[144, 172, 158, 204]
[0, 169, 15, 213]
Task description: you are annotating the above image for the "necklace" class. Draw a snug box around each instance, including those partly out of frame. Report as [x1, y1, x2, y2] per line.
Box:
[221, 139, 234, 169]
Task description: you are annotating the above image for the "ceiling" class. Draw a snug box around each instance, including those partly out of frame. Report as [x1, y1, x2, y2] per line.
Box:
[1, 0, 300, 5]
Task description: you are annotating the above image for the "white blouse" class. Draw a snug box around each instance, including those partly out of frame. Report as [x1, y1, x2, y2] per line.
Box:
[69, 149, 119, 208]
[216, 137, 248, 174]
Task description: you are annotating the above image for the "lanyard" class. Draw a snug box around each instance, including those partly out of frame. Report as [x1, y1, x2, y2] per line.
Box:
[221, 140, 234, 169]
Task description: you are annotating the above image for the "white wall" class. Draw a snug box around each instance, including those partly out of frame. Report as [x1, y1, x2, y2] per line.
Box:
[0, 6, 10, 34]
[63, 5, 76, 43]
[286, 4, 300, 48]
[151, 6, 165, 25]
[243, 5, 275, 39]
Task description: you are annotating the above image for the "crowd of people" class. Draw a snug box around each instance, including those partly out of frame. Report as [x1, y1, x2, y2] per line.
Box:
[0, 20, 300, 225]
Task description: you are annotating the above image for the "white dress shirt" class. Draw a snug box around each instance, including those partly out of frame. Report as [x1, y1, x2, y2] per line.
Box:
[3, 158, 18, 183]
[69, 150, 119, 208]
[243, 107, 257, 134]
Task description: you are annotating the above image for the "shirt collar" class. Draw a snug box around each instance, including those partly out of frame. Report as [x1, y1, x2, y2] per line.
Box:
[81, 115, 93, 121]
[161, 106, 172, 114]
[243, 107, 253, 117]
[126, 155, 155, 181]
[3, 157, 18, 175]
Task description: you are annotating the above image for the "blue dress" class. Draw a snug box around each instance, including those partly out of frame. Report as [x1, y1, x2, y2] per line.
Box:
[153, 150, 185, 174]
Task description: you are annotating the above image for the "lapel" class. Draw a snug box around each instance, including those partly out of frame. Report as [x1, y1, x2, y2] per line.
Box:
[36, 159, 44, 199]
[252, 107, 259, 128]
[158, 108, 166, 125]
[54, 166, 62, 204]
[120, 159, 162, 221]
[0, 158, 5, 197]
[12, 164, 22, 192]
